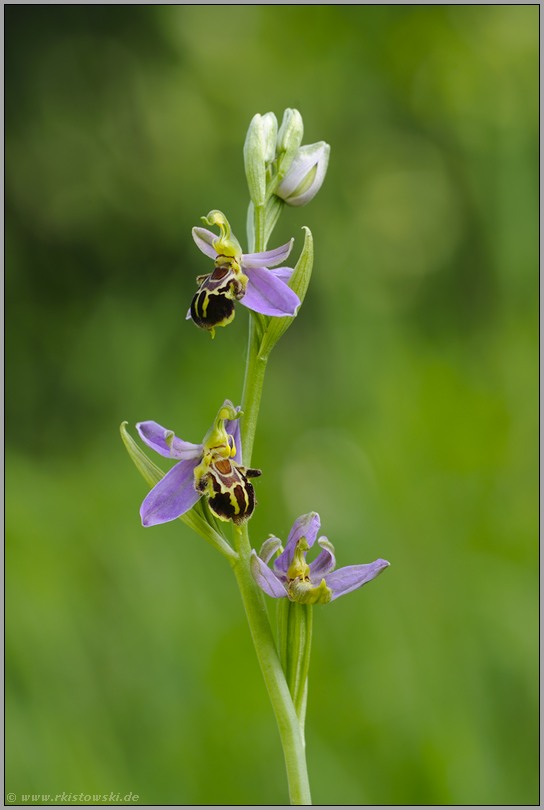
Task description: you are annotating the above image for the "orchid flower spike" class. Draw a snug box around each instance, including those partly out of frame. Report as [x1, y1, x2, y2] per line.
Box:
[251, 512, 389, 604]
[136, 400, 261, 527]
[188, 210, 300, 336]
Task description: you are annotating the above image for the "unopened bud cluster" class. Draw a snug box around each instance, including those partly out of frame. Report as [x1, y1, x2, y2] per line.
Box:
[244, 108, 330, 212]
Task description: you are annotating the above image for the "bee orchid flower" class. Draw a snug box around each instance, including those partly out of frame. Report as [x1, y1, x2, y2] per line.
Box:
[188, 210, 300, 336]
[137, 400, 261, 528]
[251, 512, 389, 604]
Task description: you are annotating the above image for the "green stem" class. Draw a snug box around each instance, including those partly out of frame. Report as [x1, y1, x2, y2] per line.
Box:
[240, 314, 268, 468]
[231, 529, 312, 805]
[254, 203, 266, 254]
[240, 198, 269, 466]
[232, 202, 311, 804]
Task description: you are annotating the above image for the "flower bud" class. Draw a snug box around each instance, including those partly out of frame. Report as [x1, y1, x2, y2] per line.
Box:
[276, 108, 304, 171]
[244, 112, 277, 207]
[275, 141, 330, 207]
[261, 112, 278, 164]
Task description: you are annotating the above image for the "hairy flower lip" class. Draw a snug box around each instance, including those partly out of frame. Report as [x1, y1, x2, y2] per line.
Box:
[251, 512, 390, 603]
[188, 218, 301, 327]
[136, 401, 261, 528]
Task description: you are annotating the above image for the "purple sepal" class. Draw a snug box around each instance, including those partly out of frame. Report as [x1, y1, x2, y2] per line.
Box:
[275, 512, 321, 575]
[240, 266, 300, 318]
[250, 551, 288, 598]
[268, 266, 294, 283]
[243, 239, 294, 268]
[136, 421, 203, 461]
[140, 458, 202, 527]
[326, 559, 390, 600]
[309, 537, 336, 579]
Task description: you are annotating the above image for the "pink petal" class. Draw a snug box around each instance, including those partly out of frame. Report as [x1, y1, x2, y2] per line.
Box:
[136, 421, 203, 461]
[242, 239, 294, 268]
[309, 537, 336, 579]
[192, 227, 218, 260]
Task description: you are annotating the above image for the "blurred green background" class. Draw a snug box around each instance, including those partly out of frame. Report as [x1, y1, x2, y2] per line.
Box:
[6, 5, 538, 806]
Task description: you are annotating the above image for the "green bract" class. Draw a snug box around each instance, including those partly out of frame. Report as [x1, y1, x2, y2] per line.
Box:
[258, 226, 314, 359]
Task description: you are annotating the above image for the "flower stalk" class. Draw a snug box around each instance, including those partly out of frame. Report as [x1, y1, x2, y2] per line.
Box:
[121, 109, 390, 806]
[236, 183, 313, 804]
[241, 314, 269, 467]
